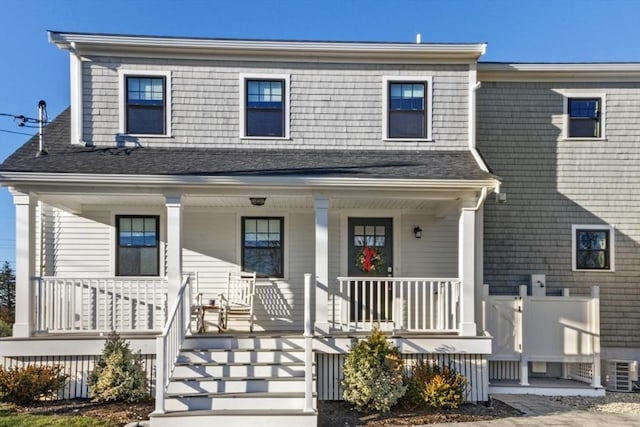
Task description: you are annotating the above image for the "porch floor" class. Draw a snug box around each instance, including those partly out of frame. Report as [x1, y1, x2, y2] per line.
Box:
[489, 378, 605, 397]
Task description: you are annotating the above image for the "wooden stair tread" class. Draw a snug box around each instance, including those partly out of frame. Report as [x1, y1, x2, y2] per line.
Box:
[166, 391, 314, 399]
[152, 408, 317, 417]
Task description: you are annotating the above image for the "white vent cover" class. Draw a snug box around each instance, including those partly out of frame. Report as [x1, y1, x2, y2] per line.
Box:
[605, 360, 638, 392]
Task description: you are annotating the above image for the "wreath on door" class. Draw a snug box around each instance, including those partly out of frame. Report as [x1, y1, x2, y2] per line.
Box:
[355, 245, 384, 273]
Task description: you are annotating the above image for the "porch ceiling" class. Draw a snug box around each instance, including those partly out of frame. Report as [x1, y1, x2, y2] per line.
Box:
[39, 193, 462, 212]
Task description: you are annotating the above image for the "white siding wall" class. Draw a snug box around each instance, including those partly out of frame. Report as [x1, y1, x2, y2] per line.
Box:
[400, 213, 458, 277]
[82, 58, 469, 151]
[44, 207, 112, 277]
[41, 205, 459, 329]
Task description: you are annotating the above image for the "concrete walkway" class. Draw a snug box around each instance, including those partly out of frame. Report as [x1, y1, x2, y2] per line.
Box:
[423, 394, 640, 427]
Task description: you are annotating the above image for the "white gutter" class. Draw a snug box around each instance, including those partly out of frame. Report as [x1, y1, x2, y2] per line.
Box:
[468, 62, 493, 175]
[0, 171, 500, 191]
[478, 62, 640, 82]
[48, 31, 487, 58]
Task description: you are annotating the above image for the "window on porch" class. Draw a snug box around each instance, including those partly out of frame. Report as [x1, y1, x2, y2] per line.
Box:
[241, 217, 284, 278]
[116, 215, 159, 276]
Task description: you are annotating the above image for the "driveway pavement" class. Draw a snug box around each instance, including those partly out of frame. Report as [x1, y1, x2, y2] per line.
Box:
[423, 394, 640, 427]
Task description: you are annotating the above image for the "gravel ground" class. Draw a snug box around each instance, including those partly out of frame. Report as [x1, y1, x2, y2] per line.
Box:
[541, 391, 640, 414]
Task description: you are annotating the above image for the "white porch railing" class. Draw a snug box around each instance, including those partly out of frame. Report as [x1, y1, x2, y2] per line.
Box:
[155, 275, 192, 414]
[336, 277, 460, 332]
[35, 276, 168, 333]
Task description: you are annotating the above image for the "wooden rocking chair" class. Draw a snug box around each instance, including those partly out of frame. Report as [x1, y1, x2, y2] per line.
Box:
[219, 271, 257, 332]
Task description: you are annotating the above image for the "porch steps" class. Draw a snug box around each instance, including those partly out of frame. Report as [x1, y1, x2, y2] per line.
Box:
[151, 334, 317, 427]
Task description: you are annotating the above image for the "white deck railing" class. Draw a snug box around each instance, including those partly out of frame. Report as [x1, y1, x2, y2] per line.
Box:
[336, 277, 460, 332]
[155, 275, 192, 414]
[35, 276, 168, 333]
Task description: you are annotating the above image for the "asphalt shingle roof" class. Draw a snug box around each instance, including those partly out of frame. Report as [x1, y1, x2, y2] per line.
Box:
[0, 108, 495, 181]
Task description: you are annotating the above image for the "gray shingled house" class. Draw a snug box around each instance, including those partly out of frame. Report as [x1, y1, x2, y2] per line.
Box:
[0, 32, 626, 425]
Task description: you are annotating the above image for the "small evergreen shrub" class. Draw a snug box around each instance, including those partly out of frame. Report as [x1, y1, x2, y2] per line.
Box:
[0, 364, 68, 404]
[341, 328, 406, 412]
[402, 360, 467, 409]
[88, 331, 148, 402]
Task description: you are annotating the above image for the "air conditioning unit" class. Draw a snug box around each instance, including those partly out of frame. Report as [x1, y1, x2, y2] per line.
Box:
[605, 360, 638, 392]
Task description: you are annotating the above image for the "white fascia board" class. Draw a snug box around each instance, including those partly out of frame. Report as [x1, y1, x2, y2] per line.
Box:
[479, 62, 640, 82]
[48, 31, 486, 61]
[0, 171, 499, 191]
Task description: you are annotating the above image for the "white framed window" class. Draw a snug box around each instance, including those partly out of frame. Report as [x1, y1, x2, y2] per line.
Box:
[562, 92, 606, 140]
[572, 224, 615, 272]
[118, 70, 172, 137]
[382, 76, 432, 141]
[116, 215, 160, 276]
[239, 73, 290, 139]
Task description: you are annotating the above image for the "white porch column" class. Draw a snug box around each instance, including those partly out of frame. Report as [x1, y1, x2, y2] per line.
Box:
[458, 198, 477, 336]
[165, 194, 183, 310]
[12, 190, 36, 337]
[314, 196, 330, 333]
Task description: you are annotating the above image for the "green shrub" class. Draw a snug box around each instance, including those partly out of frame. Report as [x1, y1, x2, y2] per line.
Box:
[0, 365, 68, 404]
[0, 319, 11, 337]
[402, 360, 467, 409]
[88, 331, 148, 402]
[341, 328, 406, 412]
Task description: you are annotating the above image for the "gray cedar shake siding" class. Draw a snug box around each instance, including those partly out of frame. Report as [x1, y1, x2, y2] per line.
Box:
[478, 81, 640, 349]
[83, 57, 470, 150]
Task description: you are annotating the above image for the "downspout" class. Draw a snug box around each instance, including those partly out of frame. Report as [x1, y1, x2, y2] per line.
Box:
[69, 42, 87, 146]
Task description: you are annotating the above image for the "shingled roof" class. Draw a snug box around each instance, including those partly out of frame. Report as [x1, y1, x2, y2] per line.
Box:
[0, 108, 496, 181]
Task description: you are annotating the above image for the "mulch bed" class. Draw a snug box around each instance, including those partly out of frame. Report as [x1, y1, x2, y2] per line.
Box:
[8, 397, 521, 426]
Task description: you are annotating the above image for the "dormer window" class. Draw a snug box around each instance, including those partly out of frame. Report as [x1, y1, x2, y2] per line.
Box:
[240, 74, 290, 139]
[126, 77, 165, 134]
[383, 76, 432, 140]
[119, 70, 172, 137]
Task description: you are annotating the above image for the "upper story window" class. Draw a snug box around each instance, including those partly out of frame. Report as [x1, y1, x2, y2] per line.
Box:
[572, 224, 614, 271]
[562, 92, 606, 139]
[240, 74, 290, 139]
[241, 217, 284, 278]
[116, 215, 159, 276]
[383, 76, 432, 140]
[119, 70, 172, 136]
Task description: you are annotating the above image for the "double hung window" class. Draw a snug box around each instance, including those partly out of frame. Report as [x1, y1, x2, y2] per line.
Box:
[116, 216, 159, 276]
[568, 98, 601, 138]
[572, 225, 614, 271]
[383, 77, 432, 140]
[242, 217, 284, 277]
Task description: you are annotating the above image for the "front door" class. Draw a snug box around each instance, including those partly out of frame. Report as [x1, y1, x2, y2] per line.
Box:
[347, 218, 393, 322]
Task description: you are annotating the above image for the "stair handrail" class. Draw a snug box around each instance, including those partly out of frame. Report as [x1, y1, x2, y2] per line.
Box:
[154, 274, 192, 414]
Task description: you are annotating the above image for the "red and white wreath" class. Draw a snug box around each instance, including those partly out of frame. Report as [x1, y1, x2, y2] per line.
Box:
[355, 245, 384, 273]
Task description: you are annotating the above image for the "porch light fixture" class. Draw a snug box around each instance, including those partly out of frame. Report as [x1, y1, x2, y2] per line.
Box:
[413, 226, 423, 239]
[249, 197, 266, 206]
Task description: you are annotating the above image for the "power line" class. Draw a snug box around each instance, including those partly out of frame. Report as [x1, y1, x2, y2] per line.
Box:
[0, 128, 36, 136]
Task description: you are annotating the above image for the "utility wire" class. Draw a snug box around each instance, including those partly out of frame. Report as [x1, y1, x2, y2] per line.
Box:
[0, 128, 35, 136]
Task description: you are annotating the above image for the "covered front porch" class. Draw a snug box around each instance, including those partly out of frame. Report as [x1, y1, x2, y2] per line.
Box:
[10, 183, 494, 339]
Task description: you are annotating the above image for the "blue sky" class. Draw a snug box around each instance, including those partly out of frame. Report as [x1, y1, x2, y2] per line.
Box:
[0, 0, 639, 267]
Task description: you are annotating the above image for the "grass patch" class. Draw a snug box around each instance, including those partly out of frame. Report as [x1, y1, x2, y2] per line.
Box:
[0, 404, 117, 427]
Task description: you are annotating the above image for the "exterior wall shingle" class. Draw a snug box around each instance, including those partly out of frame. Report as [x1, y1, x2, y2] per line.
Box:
[478, 81, 640, 349]
[82, 58, 469, 150]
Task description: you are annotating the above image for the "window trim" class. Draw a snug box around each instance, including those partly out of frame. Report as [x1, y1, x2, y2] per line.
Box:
[115, 214, 161, 277]
[118, 70, 172, 137]
[239, 73, 290, 139]
[562, 92, 606, 140]
[382, 76, 433, 141]
[240, 216, 285, 279]
[571, 224, 615, 272]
